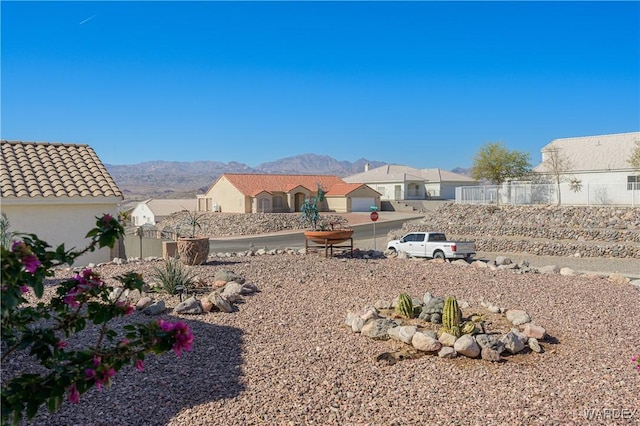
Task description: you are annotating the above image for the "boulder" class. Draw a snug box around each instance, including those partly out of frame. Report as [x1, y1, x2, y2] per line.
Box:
[453, 334, 480, 358]
[411, 332, 442, 352]
[361, 318, 396, 340]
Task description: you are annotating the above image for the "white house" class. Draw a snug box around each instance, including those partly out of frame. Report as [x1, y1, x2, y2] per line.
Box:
[457, 132, 640, 205]
[344, 164, 477, 201]
[131, 199, 197, 226]
[0, 141, 123, 265]
[531, 131, 640, 205]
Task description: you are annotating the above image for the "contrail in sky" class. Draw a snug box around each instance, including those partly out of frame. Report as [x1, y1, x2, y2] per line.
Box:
[79, 15, 96, 25]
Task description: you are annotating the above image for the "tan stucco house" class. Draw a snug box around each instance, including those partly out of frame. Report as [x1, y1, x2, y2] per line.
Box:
[1, 141, 123, 265]
[197, 173, 381, 213]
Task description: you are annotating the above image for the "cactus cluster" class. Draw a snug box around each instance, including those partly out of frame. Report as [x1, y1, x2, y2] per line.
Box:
[461, 321, 476, 335]
[441, 296, 462, 337]
[395, 293, 414, 319]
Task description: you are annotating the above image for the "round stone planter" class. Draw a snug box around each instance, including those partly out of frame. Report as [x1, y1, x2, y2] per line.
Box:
[177, 237, 210, 265]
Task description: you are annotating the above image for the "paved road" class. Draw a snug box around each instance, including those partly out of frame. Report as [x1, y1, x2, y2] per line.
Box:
[209, 214, 420, 253]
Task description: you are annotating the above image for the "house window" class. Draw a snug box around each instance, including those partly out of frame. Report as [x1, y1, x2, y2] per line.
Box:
[628, 176, 640, 191]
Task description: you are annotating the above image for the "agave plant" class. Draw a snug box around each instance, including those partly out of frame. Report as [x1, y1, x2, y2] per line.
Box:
[151, 257, 196, 295]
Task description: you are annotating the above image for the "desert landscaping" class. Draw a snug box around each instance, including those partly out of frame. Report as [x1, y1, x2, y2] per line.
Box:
[5, 205, 640, 425]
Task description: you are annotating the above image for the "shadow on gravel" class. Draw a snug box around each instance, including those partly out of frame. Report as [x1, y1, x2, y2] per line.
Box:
[26, 318, 245, 425]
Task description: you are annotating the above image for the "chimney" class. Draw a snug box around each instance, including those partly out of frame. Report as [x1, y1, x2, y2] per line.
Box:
[364, 162, 370, 172]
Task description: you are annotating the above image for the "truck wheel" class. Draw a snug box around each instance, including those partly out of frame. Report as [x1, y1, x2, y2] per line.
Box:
[387, 247, 397, 255]
[433, 251, 446, 260]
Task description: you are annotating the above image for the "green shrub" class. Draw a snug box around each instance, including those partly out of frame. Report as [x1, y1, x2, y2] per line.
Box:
[151, 257, 196, 294]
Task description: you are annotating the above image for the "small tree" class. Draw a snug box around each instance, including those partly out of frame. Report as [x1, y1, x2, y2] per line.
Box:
[471, 142, 531, 204]
[540, 146, 573, 205]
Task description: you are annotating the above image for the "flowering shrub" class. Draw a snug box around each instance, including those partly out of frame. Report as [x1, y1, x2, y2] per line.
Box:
[1, 214, 194, 425]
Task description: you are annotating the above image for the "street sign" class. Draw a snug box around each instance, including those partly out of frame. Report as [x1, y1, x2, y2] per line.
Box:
[370, 211, 379, 222]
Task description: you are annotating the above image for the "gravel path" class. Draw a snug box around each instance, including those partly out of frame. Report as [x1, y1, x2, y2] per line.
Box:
[12, 254, 640, 425]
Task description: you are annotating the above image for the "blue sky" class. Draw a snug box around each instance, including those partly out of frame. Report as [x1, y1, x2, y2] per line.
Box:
[2, 1, 639, 170]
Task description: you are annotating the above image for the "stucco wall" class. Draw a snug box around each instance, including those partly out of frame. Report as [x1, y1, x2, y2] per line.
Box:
[2, 198, 120, 265]
[204, 177, 247, 213]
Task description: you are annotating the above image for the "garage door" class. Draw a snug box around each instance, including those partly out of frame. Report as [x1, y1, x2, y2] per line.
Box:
[351, 198, 375, 212]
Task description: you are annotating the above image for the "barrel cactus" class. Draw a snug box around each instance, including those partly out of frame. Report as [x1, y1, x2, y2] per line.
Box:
[395, 293, 414, 319]
[441, 296, 462, 337]
[461, 321, 476, 335]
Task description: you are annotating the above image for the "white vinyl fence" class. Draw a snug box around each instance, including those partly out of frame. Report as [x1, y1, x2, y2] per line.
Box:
[456, 182, 639, 206]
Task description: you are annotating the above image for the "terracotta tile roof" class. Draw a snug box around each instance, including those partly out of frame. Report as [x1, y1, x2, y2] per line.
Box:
[222, 174, 346, 196]
[1, 141, 122, 198]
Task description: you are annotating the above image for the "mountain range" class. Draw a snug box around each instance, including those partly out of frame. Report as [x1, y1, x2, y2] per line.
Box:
[106, 153, 470, 200]
[106, 154, 388, 200]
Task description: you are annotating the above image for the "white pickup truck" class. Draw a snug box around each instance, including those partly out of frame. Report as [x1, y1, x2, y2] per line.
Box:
[386, 232, 476, 260]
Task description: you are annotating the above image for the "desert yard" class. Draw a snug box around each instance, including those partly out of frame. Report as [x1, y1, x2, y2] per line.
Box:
[12, 252, 640, 426]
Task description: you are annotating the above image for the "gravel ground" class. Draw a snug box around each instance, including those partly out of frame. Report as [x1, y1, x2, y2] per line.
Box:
[10, 254, 640, 426]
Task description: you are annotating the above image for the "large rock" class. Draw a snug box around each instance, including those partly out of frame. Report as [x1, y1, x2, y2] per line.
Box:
[361, 319, 396, 340]
[411, 332, 442, 352]
[438, 332, 457, 347]
[173, 296, 203, 314]
[136, 296, 153, 311]
[523, 323, 546, 340]
[501, 329, 528, 354]
[221, 281, 245, 303]
[506, 309, 531, 326]
[211, 293, 234, 313]
[142, 300, 165, 316]
[453, 334, 480, 358]
[213, 270, 245, 284]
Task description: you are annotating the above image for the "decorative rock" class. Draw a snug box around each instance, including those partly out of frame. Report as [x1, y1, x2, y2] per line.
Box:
[438, 332, 457, 347]
[501, 329, 528, 354]
[142, 300, 165, 315]
[422, 292, 432, 304]
[108, 287, 124, 302]
[475, 334, 505, 354]
[523, 323, 546, 340]
[397, 250, 409, 259]
[481, 346, 502, 362]
[211, 293, 234, 313]
[423, 330, 438, 340]
[453, 334, 480, 358]
[560, 267, 577, 276]
[438, 346, 457, 358]
[361, 318, 396, 340]
[213, 280, 227, 288]
[351, 317, 365, 333]
[136, 296, 153, 310]
[360, 307, 379, 322]
[173, 296, 203, 314]
[487, 304, 501, 314]
[528, 337, 543, 353]
[241, 282, 260, 294]
[471, 260, 488, 268]
[112, 257, 126, 265]
[451, 259, 469, 267]
[397, 325, 417, 344]
[344, 312, 359, 328]
[201, 296, 214, 312]
[506, 309, 531, 326]
[608, 273, 631, 285]
[430, 313, 442, 324]
[538, 265, 560, 274]
[411, 332, 442, 352]
[495, 256, 512, 266]
[222, 281, 245, 302]
[213, 270, 245, 284]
